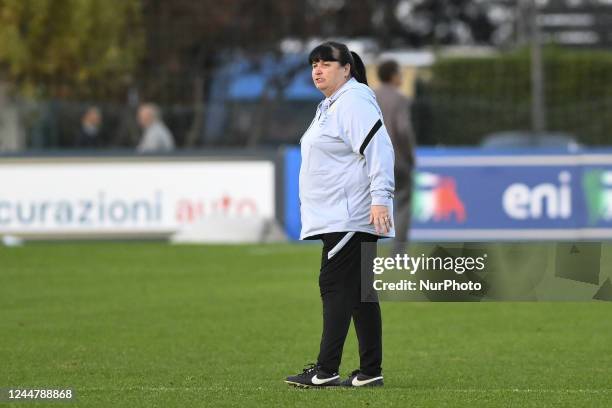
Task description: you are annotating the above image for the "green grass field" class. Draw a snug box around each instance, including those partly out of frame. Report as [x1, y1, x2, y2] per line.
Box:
[2, 242, 612, 407]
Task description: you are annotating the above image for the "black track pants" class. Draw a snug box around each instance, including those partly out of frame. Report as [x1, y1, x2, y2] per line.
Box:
[316, 231, 382, 377]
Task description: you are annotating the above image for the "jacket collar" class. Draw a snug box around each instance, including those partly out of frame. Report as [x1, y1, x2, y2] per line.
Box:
[318, 78, 358, 113]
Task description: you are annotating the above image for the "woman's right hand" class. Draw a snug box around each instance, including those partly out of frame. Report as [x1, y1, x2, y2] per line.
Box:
[369, 205, 392, 234]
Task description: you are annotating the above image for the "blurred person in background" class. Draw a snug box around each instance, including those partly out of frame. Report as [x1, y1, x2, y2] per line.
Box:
[75, 106, 103, 148]
[375, 60, 416, 255]
[136, 103, 175, 153]
[285, 41, 394, 389]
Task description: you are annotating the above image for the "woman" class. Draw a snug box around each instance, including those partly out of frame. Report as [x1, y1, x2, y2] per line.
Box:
[285, 41, 395, 388]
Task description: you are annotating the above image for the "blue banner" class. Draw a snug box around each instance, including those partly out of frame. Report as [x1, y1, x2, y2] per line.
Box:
[284, 146, 612, 241]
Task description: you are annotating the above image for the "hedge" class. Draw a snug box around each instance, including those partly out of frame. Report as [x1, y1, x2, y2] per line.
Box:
[415, 47, 612, 146]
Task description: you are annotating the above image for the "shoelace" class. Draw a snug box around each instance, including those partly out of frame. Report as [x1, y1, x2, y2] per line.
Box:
[301, 363, 318, 376]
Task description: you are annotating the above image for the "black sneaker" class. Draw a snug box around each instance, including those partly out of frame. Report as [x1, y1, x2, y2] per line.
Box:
[341, 369, 384, 387]
[285, 363, 340, 388]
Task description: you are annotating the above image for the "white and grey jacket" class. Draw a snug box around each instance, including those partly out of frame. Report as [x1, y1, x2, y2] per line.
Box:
[299, 78, 395, 240]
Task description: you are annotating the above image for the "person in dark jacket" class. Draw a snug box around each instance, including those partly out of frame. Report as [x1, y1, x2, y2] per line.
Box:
[375, 60, 416, 254]
[75, 106, 103, 148]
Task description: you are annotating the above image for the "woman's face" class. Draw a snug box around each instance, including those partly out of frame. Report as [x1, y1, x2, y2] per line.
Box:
[311, 59, 350, 97]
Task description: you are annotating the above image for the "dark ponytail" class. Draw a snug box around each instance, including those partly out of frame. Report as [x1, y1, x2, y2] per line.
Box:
[308, 41, 368, 85]
[349, 51, 368, 86]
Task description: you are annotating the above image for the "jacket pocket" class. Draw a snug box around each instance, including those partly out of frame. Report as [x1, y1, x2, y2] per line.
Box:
[301, 183, 350, 230]
[343, 187, 352, 217]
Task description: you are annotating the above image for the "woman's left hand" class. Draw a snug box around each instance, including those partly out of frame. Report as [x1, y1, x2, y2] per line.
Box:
[369, 205, 392, 234]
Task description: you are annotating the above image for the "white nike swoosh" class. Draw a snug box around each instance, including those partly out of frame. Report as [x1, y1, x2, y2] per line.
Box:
[351, 376, 383, 386]
[311, 374, 340, 385]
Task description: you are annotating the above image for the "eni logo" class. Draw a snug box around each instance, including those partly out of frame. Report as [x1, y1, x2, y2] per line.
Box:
[503, 171, 572, 220]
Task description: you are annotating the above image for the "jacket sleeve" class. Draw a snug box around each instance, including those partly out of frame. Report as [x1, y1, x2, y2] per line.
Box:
[337, 95, 395, 207]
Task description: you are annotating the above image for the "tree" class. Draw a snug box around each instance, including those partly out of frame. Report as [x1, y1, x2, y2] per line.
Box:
[0, 0, 144, 99]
